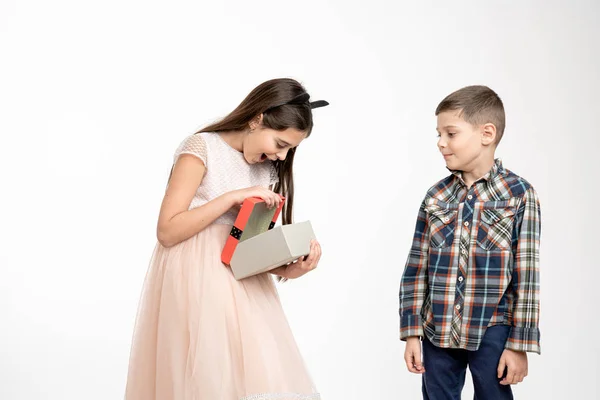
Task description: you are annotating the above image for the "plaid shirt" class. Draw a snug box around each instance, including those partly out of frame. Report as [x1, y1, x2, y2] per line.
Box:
[399, 159, 541, 354]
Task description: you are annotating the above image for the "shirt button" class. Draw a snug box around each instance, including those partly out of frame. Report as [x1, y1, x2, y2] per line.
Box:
[464, 221, 469, 227]
[461, 249, 467, 255]
[458, 276, 464, 282]
[443, 217, 450, 222]
[467, 195, 473, 200]
[455, 304, 461, 310]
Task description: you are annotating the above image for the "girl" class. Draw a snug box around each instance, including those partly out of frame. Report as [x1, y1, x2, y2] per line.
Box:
[125, 78, 327, 400]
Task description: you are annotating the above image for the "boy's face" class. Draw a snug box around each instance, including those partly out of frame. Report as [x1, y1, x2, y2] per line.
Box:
[436, 110, 495, 171]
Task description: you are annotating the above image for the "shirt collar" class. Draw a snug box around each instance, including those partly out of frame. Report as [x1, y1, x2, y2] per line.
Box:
[449, 159, 505, 185]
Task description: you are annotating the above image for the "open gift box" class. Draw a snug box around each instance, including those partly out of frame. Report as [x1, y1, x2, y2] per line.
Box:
[221, 197, 316, 280]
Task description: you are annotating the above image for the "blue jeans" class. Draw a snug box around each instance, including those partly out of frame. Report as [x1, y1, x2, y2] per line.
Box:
[422, 325, 514, 400]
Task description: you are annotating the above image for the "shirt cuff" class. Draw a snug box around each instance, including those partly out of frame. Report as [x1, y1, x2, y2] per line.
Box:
[505, 326, 541, 354]
[400, 314, 424, 340]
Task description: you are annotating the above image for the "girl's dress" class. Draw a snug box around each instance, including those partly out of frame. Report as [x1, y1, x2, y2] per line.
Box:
[125, 132, 320, 400]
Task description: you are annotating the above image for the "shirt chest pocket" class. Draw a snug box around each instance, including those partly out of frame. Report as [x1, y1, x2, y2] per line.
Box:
[476, 207, 516, 251]
[425, 203, 458, 249]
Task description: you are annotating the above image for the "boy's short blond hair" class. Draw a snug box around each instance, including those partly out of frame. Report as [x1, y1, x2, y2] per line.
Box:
[436, 85, 505, 144]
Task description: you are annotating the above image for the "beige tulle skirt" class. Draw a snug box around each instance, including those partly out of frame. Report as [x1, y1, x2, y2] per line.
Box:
[125, 224, 320, 400]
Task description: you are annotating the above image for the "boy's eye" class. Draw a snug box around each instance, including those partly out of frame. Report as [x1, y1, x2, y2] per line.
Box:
[448, 132, 456, 137]
[276, 142, 287, 149]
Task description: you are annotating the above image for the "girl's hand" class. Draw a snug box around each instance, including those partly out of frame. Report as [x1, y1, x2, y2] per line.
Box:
[228, 186, 283, 209]
[272, 240, 322, 279]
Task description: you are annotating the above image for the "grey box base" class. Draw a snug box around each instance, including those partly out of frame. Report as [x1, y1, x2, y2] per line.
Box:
[230, 221, 316, 280]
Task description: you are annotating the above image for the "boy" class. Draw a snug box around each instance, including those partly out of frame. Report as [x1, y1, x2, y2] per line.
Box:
[399, 85, 541, 399]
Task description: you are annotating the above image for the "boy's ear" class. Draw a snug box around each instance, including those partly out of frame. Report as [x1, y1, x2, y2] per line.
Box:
[481, 123, 497, 146]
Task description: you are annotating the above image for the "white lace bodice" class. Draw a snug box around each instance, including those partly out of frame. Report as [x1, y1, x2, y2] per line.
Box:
[172, 132, 279, 225]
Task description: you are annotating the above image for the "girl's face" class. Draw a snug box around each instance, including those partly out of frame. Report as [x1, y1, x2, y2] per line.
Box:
[243, 116, 307, 164]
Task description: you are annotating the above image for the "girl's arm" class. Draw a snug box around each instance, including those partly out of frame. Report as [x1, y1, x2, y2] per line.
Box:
[156, 154, 235, 248]
[156, 154, 283, 248]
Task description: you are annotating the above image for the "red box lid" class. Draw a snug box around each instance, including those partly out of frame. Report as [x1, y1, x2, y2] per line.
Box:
[221, 196, 285, 266]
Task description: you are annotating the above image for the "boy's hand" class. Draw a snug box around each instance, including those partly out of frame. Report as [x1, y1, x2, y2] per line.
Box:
[404, 337, 425, 374]
[497, 349, 528, 385]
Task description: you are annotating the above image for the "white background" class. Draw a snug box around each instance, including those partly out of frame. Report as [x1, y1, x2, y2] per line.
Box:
[1, 0, 598, 399]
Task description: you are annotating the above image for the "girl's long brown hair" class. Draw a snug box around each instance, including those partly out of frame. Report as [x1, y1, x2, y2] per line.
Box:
[199, 78, 316, 225]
